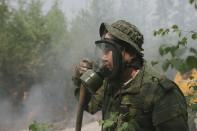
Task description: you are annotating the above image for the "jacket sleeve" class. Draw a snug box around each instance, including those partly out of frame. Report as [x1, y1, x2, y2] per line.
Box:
[152, 79, 189, 131]
[74, 85, 104, 114]
[85, 85, 104, 114]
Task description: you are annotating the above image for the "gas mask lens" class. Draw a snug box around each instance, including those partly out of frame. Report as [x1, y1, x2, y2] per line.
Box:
[95, 43, 113, 70]
[94, 39, 123, 80]
[79, 42, 115, 93]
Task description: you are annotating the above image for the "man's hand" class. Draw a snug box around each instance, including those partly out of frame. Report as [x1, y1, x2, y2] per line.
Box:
[72, 59, 93, 87]
[78, 59, 93, 75]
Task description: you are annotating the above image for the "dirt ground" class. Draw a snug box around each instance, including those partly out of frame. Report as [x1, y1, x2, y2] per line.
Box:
[64, 121, 101, 131]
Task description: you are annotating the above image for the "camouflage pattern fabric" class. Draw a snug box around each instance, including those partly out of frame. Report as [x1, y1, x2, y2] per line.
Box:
[99, 20, 144, 52]
[74, 62, 189, 131]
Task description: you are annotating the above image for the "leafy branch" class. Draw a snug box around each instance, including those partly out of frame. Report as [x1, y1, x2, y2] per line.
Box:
[98, 112, 137, 131]
[189, 0, 197, 9]
[29, 121, 53, 131]
[153, 25, 197, 73]
[98, 112, 118, 129]
[153, 25, 197, 111]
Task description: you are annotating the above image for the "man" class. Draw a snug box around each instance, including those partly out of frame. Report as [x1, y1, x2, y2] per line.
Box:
[72, 20, 189, 131]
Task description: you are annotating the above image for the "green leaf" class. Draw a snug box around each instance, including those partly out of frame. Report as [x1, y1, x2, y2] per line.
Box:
[178, 63, 189, 74]
[190, 0, 195, 4]
[170, 58, 184, 70]
[162, 60, 170, 71]
[101, 112, 119, 129]
[171, 58, 190, 73]
[28, 121, 52, 131]
[158, 28, 164, 32]
[191, 103, 197, 111]
[98, 120, 104, 125]
[186, 55, 197, 69]
[110, 112, 119, 119]
[159, 45, 171, 56]
[159, 45, 165, 56]
[174, 47, 187, 57]
[190, 86, 197, 91]
[103, 120, 115, 129]
[153, 31, 157, 36]
[151, 61, 159, 66]
[189, 76, 194, 80]
[165, 28, 170, 34]
[191, 33, 197, 40]
[190, 48, 197, 55]
[29, 125, 36, 131]
[29, 121, 38, 131]
[117, 122, 129, 131]
[171, 24, 178, 30]
[195, 3, 197, 9]
[178, 31, 182, 38]
[161, 31, 165, 36]
[165, 46, 173, 55]
[178, 37, 187, 46]
[121, 122, 129, 129]
[157, 28, 164, 35]
[170, 45, 179, 57]
[188, 95, 197, 100]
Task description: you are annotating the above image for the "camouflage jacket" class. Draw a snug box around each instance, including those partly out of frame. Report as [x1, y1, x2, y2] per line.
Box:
[74, 62, 189, 131]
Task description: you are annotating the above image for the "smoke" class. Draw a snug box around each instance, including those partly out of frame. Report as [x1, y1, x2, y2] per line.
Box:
[0, 0, 196, 130]
[0, 100, 15, 130]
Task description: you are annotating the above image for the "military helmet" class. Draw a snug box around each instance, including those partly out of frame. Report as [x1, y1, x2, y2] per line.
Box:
[99, 20, 144, 52]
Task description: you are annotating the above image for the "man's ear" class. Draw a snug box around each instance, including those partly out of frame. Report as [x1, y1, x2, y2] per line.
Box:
[122, 50, 136, 62]
[129, 53, 136, 62]
[127, 49, 136, 60]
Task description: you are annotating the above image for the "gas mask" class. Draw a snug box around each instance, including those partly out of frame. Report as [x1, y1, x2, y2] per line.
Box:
[80, 39, 123, 94]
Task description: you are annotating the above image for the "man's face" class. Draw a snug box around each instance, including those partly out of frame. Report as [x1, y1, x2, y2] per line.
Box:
[101, 49, 113, 71]
[100, 33, 135, 71]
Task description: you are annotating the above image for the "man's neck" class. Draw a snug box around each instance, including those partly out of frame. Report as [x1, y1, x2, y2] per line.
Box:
[121, 68, 138, 84]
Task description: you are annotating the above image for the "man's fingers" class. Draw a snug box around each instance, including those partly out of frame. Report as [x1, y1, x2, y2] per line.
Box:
[79, 60, 92, 69]
[79, 67, 89, 74]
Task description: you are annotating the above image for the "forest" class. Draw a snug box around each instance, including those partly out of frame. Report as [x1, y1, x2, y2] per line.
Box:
[0, 0, 196, 130]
